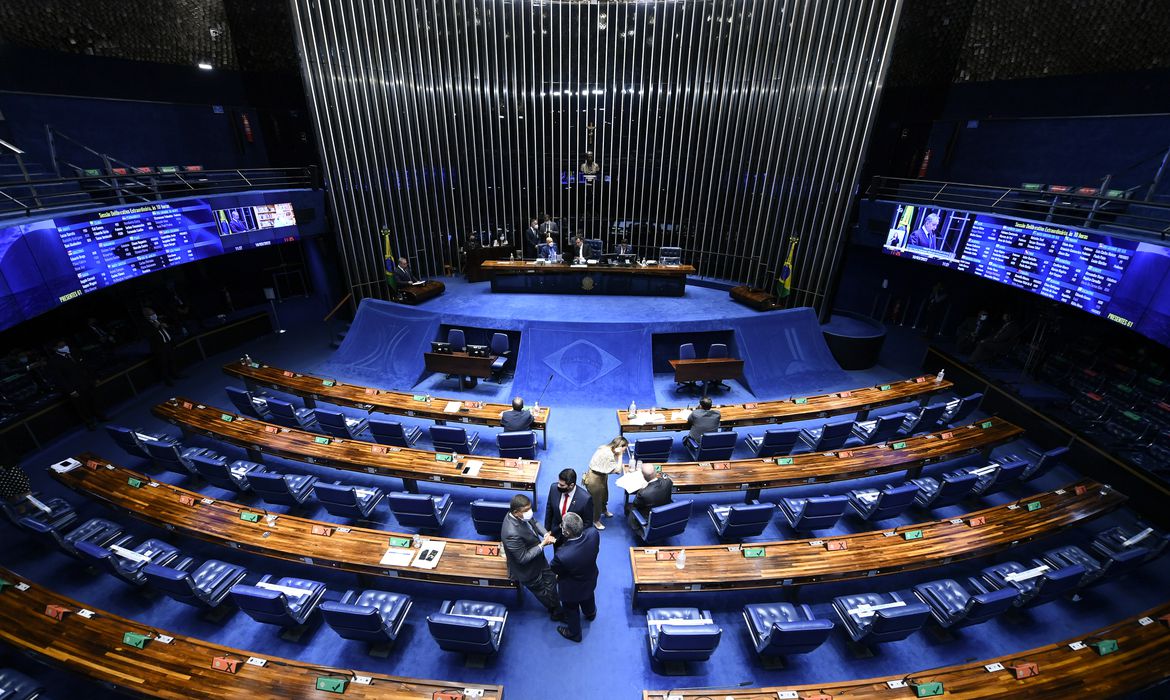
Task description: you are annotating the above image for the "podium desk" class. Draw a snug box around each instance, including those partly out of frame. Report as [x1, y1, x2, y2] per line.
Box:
[424, 350, 496, 390]
[398, 279, 445, 304]
[670, 357, 744, 396]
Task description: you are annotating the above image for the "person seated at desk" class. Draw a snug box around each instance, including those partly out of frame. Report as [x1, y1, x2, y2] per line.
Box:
[686, 396, 721, 440]
[392, 257, 419, 285]
[492, 230, 510, 247]
[627, 463, 673, 526]
[615, 237, 633, 256]
[539, 236, 561, 262]
[569, 236, 590, 264]
[501, 397, 534, 432]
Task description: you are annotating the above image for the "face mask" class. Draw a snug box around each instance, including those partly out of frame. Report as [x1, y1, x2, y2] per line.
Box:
[148, 314, 158, 323]
[520, 510, 533, 521]
[57, 346, 70, 355]
[556, 484, 571, 493]
[979, 314, 988, 320]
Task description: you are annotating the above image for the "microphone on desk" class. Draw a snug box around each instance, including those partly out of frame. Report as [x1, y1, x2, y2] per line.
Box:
[661, 681, 750, 700]
[535, 373, 554, 406]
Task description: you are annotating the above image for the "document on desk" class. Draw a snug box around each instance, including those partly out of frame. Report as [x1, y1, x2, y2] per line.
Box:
[411, 540, 446, 569]
[463, 459, 483, 476]
[444, 401, 463, 413]
[670, 410, 692, 421]
[629, 412, 665, 426]
[50, 458, 82, 473]
[379, 547, 416, 567]
[616, 470, 649, 494]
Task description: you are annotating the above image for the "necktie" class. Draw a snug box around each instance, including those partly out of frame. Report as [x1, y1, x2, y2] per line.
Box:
[561, 493, 569, 517]
[159, 326, 170, 343]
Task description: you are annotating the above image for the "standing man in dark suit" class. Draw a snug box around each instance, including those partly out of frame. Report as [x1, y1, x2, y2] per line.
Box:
[143, 307, 181, 386]
[523, 218, 541, 259]
[629, 463, 674, 524]
[501, 494, 564, 620]
[43, 339, 108, 430]
[544, 468, 594, 542]
[686, 396, 722, 440]
[500, 397, 534, 432]
[550, 513, 600, 642]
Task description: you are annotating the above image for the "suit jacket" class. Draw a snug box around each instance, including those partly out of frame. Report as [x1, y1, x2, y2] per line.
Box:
[524, 226, 541, 247]
[632, 476, 674, 517]
[501, 513, 551, 583]
[544, 484, 594, 536]
[539, 243, 559, 260]
[500, 408, 534, 432]
[146, 322, 175, 354]
[393, 264, 417, 285]
[686, 408, 722, 440]
[615, 243, 633, 255]
[569, 243, 590, 262]
[551, 527, 600, 603]
[907, 227, 937, 250]
[43, 352, 95, 393]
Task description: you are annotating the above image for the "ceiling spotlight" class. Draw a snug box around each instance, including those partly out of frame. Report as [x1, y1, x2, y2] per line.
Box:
[197, 62, 213, 71]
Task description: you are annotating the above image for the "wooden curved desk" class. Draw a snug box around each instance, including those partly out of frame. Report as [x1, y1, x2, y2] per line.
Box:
[644, 601, 1170, 699]
[223, 360, 551, 447]
[152, 398, 541, 500]
[52, 454, 515, 589]
[656, 417, 1023, 498]
[630, 479, 1124, 601]
[0, 566, 504, 699]
[617, 374, 953, 434]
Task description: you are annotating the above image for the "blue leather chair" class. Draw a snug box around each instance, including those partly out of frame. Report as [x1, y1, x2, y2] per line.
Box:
[265, 398, 319, 430]
[313, 409, 369, 439]
[975, 560, 1085, 607]
[226, 386, 270, 419]
[248, 471, 319, 508]
[489, 332, 511, 382]
[230, 574, 328, 641]
[388, 492, 453, 530]
[798, 418, 856, 452]
[912, 578, 1018, 629]
[684, 430, 737, 461]
[708, 502, 774, 540]
[106, 424, 175, 460]
[1020, 446, 1070, 481]
[430, 425, 480, 454]
[947, 458, 1027, 496]
[633, 436, 674, 463]
[190, 454, 263, 491]
[778, 494, 849, 532]
[1040, 544, 1148, 587]
[76, 537, 189, 587]
[368, 418, 422, 447]
[447, 329, 467, 352]
[646, 608, 721, 668]
[143, 559, 248, 612]
[744, 428, 800, 458]
[427, 599, 508, 663]
[0, 668, 43, 700]
[321, 589, 413, 656]
[850, 412, 907, 445]
[676, 343, 699, 393]
[899, 403, 948, 436]
[706, 343, 731, 390]
[143, 439, 220, 475]
[4, 492, 77, 533]
[943, 393, 983, 425]
[846, 483, 921, 522]
[313, 481, 385, 520]
[832, 592, 931, 645]
[22, 516, 123, 558]
[909, 471, 979, 509]
[742, 603, 834, 664]
[470, 499, 511, 538]
[496, 430, 537, 459]
[1092, 524, 1169, 563]
[631, 500, 693, 543]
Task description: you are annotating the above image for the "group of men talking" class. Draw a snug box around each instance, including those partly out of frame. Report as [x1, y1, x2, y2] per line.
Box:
[522, 215, 633, 263]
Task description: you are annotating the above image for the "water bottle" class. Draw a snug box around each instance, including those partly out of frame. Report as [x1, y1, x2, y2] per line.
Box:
[425, 393, 432, 403]
[412, 533, 421, 549]
[628, 400, 637, 419]
[509, 252, 514, 261]
[532, 400, 539, 412]
[936, 369, 946, 383]
[675, 549, 686, 570]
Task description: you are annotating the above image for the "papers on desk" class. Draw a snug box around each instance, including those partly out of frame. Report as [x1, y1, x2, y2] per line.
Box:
[463, 460, 484, 476]
[379, 547, 416, 567]
[50, 458, 82, 474]
[109, 545, 151, 564]
[411, 281, 425, 286]
[444, 401, 463, 413]
[628, 412, 665, 426]
[616, 470, 649, 494]
[411, 540, 446, 569]
[670, 410, 692, 421]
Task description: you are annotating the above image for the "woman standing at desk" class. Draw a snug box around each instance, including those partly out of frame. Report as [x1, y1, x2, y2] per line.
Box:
[582, 436, 629, 530]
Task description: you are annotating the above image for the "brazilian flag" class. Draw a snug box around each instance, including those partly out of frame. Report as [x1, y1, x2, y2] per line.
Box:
[382, 229, 398, 292]
[777, 238, 798, 298]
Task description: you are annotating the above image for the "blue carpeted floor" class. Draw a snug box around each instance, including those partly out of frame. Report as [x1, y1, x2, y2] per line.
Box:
[3, 285, 1169, 699]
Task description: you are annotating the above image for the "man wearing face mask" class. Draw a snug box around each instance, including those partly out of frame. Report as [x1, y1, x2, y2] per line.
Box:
[143, 307, 181, 385]
[501, 494, 564, 621]
[956, 309, 995, 354]
[544, 468, 594, 544]
[43, 339, 107, 430]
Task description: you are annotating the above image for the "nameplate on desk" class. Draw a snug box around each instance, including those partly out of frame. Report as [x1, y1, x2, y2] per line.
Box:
[435, 453, 454, 462]
[776, 457, 794, 465]
[44, 604, 70, 620]
[322, 379, 336, 387]
[742, 547, 766, 558]
[264, 424, 279, 433]
[371, 445, 389, 454]
[86, 459, 102, 469]
[181, 401, 194, 409]
[1026, 501, 1042, 511]
[941, 431, 953, 439]
[711, 462, 730, 470]
[211, 656, 240, 673]
[388, 536, 413, 548]
[412, 394, 428, 402]
[902, 529, 924, 540]
[246, 656, 267, 667]
[127, 477, 143, 488]
[825, 540, 848, 551]
[178, 494, 196, 506]
[313, 436, 331, 445]
[837, 391, 852, 398]
[743, 403, 758, 409]
[240, 512, 261, 522]
[311, 525, 333, 537]
[892, 441, 908, 449]
[655, 551, 678, 561]
[792, 397, 808, 404]
[915, 376, 927, 383]
[980, 420, 994, 429]
[1090, 639, 1119, 655]
[282, 370, 295, 377]
[122, 631, 151, 649]
[1075, 484, 1087, 495]
[476, 545, 500, 556]
[879, 384, 892, 391]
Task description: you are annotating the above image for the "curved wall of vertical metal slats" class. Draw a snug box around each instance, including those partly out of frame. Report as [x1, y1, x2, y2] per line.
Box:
[290, 0, 902, 313]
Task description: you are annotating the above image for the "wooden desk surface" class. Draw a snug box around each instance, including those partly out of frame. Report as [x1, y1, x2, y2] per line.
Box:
[631, 479, 1124, 592]
[654, 417, 1023, 494]
[481, 260, 697, 276]
[152, 398, 541, 496]
[52, 454, 515, 589]
[423, 350, 495, 378]
[644, 601, 1170, 699]
[618, 374, 953, 433]
[0, 565, 505, 699]
[223, 360, 549, 431]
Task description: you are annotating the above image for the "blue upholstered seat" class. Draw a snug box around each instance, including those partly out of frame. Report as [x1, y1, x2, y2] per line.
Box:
[899, 402, 948, 435]
[190, 455, 262, 491]
[947, 458, 1027, 496]
[676, 343, 699, 393]
[321, 589, 413, 653]
[1092, 524, 1169, 563]
[4, 492, 77, 533]
[427, 599, 508, 657]
[684, 430, 737, 461]
[707, 501, 774, 540]
[832, 591, 930, 644]
[744, 428, 800, 458]
[368, 418, 422, 447]
[143, 438, 220, 475]
[909, 471, 979, 509]
[226, 385, 270, 418]
[0, 667, 43, 700]
[388, 492, 453, 530]
[778, 494, 849, 532]
[22, 516, 123, 558]
[846, 482, 921, 522]
[248, 470, 319, 507]
[742, 603, 834, 659]
[265, 398, 319, 430]
[470, 499, 511, 538]
[975, 560, 1085, 607]
[76, 537, 189, 587]
[447, 329, 467, 352]
[633, 436, 674, 463]
[496, 430, 537, 459]
[942, 393, 983, 425]
[489, 333, 510, 382]
[143, 558, 247, 610]
[1041, 544, 1148, 587]
[230, 575, 328, 640]
[1019, 446, 1070, 481]
[631, 500, 692, 543]
[313, 409, 369, 439]
[849, 412, 907, 445]
[798, 418, 856, 452]
[106, 424, 175, 460]
[313, 481, 385, 520]
[430, 425, 480, 454]
[912, 578, 1018, 629]
[646, 607, 721, 664]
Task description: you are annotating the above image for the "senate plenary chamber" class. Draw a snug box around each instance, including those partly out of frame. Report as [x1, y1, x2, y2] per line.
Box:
[1, 2, 1170, 699]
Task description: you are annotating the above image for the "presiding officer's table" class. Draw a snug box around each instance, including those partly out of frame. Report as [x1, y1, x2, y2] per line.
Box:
[482, 259, 696, 296]
[670, 357, 744, 396]
[223, 360, 550, 445]
[153, 398, 541, 499]
[423, 350, 496, 390]
[618, 374, 953, 434]
[466, 245, 514, 281]
[0, 565, 505, 699]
